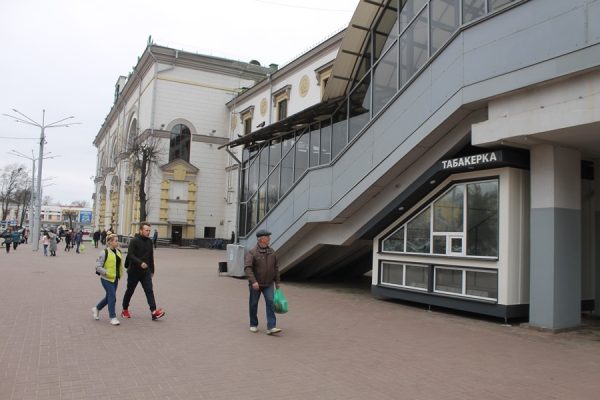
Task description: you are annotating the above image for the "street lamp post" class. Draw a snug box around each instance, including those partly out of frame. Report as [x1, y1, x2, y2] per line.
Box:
[3, 109, 79, 251]
[8, 150, 58, 237]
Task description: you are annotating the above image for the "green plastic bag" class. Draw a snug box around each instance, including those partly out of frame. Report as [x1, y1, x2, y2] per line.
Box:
[273, 288, 288, 314]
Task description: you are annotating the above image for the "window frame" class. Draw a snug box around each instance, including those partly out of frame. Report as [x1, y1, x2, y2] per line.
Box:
[380, 176, 499, 260]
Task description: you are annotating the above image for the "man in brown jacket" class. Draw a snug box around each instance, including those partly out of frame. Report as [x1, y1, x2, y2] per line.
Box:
[244, 229, 282, 335]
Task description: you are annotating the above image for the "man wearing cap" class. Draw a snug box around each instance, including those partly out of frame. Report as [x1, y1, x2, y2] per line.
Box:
[244, 229, 282, 335]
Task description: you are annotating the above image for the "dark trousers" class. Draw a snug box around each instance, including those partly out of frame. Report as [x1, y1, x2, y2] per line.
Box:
[4, 242, 10, 253]
[122, 268, 157, 312]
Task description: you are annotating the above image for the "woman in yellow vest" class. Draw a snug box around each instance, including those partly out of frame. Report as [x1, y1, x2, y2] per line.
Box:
[92, 234, 123, 325]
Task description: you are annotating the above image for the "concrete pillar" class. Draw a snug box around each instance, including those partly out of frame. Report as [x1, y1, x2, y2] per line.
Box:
[529, 144, 581, 330]
[594, 161, 600, 317]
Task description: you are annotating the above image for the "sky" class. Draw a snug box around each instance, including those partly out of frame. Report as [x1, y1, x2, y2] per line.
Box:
[0, 0, 359, 205]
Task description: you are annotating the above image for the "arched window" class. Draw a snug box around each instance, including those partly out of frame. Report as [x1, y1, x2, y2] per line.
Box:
[169, 124, 191, 162]
[126, 118, 137, 150]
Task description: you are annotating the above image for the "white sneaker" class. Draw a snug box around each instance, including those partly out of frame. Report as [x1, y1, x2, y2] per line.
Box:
[110, 318, 120, 326]
[266, 327, 282, 335]
[249, 326, 258, 333]
[92, 307, 99, 320]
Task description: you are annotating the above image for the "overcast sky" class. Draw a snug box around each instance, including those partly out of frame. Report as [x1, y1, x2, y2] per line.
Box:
[0, 0, 358, 205]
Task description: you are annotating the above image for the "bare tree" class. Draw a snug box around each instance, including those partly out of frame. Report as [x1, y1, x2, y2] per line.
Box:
[70, 200, 89, 208]
[14, 187, 32, 227]
[42, 196, 55, 206]
[128, 134, 163, 222]
[63, 209, 79, 229]
[0, 163, 28, 220]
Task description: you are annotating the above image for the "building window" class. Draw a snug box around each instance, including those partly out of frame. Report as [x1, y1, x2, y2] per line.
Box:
[240, 105, 255, 136]
[381, 262, 429, 291]
[381, 179, 498, 258]
[434, 267, 498, 300]
[315, 62, 333, 100]
[204, 227, 216, 238]
[277, 99, 288, 121]
[169, 124, 191, 163]
[272, 85, 291, 122]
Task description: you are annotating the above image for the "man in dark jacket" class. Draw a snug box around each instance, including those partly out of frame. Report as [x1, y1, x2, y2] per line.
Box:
[121, 222, 165, 320]
[244, 229, 281, 335]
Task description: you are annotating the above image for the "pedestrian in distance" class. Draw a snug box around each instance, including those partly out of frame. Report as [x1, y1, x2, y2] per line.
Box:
[100, 230, 107, 246]
[64, 230, 72, 251]
[75, 230, 83, 253]
[244, 229, 282, 335]
[48, 230, 58, 257]
[2, 228, 13, 254]
[121, 222, 165, 321]
[92, 233, 123, 326]
[42, 232, 49, 256]
[11, 229, 21, 251]
[93, 230, 101, 248]
[152, 229, 158, 249]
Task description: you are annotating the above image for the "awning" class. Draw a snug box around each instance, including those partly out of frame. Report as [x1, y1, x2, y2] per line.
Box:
[220, 96, 346, 149]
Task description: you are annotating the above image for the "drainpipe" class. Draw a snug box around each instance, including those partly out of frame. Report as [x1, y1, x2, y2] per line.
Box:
[268, 73, 273, 125]
[226, 147, 242, 244]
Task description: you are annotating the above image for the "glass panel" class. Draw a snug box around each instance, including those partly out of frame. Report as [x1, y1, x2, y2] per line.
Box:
[247, 194, 258, 233]
[320, 120, 332, 164]
[267, 165, 280, 212]
[400, 7, 428, 87]
[382, 226, 404, 252]
[331, 102, 348, 159]
[463, 0, 485, 23]
[169, 124, 191, 163]
[248, 151, 259, 198]
[294, 131, 309, 181]
[433, 235, 446, 254]
[238, 202, 247, 237]
[435, 268, 462, 294]
[348, 73, 371, 141]
[451, 237, 462, 253]
[466, 270, 498, 299]
[269, 140, 281, 173]
[373, 42, 398, 115]
[406, 207, 431, 253]
[381, 262, 404, 285]
[355, 32, 372, 81]
[489, 0, 515, 12]
[240, 162, 248, 202]
[430, 0, 460, 55]
[258, 145, 269, 185]
[467, 181, 498, 257]
[400, 0, 427, 32]
[309, 124, 320, 168]
[405, 264, 428, 289]
[280, 137, 295, 195]
[257, 183, 266, 222]
[433, 185, 464, 232]
[374, 0, 399, 60]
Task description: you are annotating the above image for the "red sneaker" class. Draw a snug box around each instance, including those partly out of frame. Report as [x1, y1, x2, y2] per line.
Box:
[121, 309, 131, 319]
[151, 308, 165, 320]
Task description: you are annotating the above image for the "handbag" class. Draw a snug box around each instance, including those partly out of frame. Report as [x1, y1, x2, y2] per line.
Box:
[273, 288, 288, 314]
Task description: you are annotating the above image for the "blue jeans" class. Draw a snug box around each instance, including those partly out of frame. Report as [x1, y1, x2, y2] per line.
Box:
[97, 278, 119, 318]
[249, 284, 276, 330]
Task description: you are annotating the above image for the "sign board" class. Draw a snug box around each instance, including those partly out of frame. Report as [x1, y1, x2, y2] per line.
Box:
[79, 211, 93, 224]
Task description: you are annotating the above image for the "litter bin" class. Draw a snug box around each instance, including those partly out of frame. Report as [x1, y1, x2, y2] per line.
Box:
[226, 244, 246, 277]
[218, 261, 228, 276]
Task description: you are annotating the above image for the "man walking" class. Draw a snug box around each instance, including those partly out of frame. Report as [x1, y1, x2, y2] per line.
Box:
[121, 222, 165, 320]
[152, 229, 158, 249]
[244, 229, 282, 335]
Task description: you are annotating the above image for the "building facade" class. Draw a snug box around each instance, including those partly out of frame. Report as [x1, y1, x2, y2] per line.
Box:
[93, 44, 271, 244]
[224, 0, 600, 330]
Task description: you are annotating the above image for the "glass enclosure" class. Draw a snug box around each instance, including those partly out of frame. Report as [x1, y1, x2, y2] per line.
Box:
[237, 0, 518, 236]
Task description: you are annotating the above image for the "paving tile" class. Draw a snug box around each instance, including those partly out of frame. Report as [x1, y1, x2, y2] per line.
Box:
[1, 244, 599, 399]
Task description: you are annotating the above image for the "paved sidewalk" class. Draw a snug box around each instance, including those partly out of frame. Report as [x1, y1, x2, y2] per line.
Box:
[0, 243, 599, 400]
